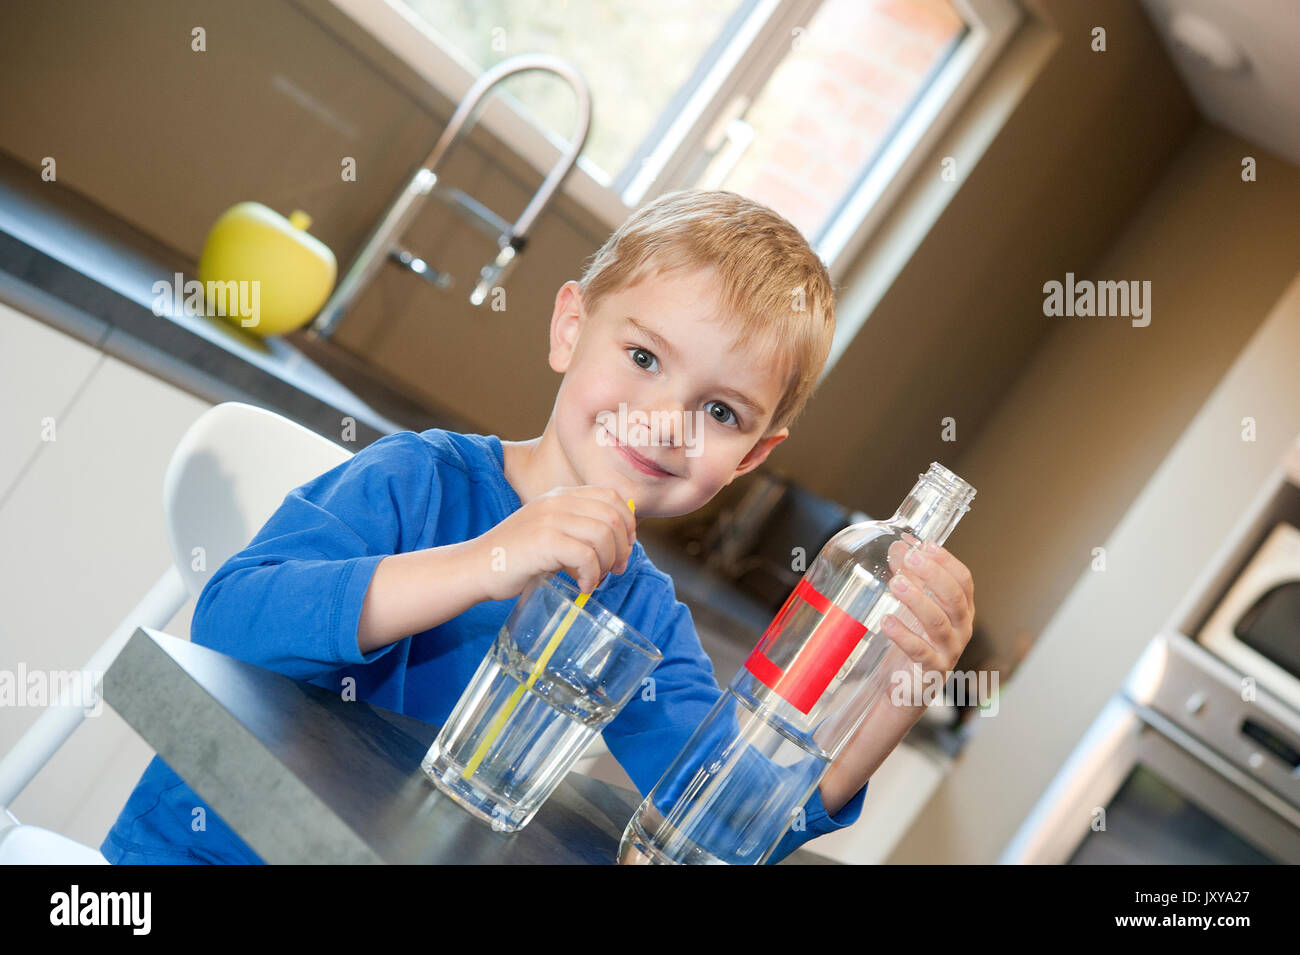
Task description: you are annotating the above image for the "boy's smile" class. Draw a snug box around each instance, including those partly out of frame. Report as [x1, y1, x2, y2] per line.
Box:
[501, 266, 792, 520]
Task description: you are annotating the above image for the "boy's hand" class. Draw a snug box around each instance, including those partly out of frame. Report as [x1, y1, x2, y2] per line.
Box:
[473, 486, 637, 601]
[881, 540, 975, 680]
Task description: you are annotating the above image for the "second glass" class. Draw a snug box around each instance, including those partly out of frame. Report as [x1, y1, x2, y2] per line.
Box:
[421, 573, 661, 832]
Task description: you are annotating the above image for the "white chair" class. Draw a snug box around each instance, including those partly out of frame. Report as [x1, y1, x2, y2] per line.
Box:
[0, 402, 352, 863]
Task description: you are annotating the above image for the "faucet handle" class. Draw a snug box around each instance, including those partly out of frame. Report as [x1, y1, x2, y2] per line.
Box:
[389, 247, 453, 290]
[470, 240, 524, 307]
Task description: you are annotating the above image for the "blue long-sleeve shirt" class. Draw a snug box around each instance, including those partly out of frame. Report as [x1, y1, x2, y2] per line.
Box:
[100, 428, 866, 864]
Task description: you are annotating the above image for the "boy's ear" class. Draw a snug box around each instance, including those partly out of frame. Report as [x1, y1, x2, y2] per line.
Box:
[549, 280, 585, 374]
[727, 428, 789, 485]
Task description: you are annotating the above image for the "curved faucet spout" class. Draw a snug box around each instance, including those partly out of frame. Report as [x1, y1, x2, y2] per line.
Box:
[311, 54, 592, 337]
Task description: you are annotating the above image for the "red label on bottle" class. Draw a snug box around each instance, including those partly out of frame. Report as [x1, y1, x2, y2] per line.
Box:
[743, 578, 867, 714]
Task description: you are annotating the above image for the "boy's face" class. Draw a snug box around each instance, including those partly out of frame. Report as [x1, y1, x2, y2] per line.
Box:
[545, 265, 790, 518]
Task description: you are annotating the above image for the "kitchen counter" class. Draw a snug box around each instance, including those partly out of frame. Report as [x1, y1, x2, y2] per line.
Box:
[102, 626, 836, 864]
[0, 148, 474, 446]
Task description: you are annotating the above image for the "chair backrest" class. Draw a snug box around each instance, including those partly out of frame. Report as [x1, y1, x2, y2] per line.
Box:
[163, 402, 354, 600]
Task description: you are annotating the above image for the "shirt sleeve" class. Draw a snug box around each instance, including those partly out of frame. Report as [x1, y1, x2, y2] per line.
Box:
[767, 775, 868, 865]
[190, 430, 439, 681]
[602, 589, 869, 866]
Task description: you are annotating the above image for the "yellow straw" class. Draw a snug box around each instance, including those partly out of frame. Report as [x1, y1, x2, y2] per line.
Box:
[461, 498, 635, 778]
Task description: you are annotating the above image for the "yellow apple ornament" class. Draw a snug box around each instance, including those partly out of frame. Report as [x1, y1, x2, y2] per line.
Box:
[197, 202, 337, 337]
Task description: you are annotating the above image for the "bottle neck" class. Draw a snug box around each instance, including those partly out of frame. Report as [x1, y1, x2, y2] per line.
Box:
[886, 474, 973, 546]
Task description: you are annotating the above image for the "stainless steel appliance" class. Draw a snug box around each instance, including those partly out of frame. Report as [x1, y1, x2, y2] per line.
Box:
[1196, 521, 1300, 712]
[1000, 631, 1300, 863]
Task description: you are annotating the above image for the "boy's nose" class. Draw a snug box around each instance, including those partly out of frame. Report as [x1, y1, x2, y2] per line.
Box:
[646, 409, 685, 448]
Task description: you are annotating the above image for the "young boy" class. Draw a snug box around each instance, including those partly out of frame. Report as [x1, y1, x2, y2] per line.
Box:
[101, 189, 975, 865]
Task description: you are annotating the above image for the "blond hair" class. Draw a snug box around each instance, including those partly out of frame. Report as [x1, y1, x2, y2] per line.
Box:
[577, 189, 836, 436]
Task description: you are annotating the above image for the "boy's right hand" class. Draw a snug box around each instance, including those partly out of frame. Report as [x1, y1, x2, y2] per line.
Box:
[473, 486, 637, 602]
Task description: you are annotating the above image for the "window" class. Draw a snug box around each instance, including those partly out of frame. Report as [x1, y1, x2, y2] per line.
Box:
[396, 0, 753, 188]
[693, 0, 968, 245]
[333, 0, 1020, 278]
[702, 1, 967, 240]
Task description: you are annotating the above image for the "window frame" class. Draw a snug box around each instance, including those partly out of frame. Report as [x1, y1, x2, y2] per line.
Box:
[327, 0, 1021, 266]
[815, 0, 1022, 283]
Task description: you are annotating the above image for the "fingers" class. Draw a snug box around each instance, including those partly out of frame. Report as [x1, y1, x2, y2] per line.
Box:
[551, 532, 607, 595]
[540, 490, 636, 563]
[920, 540, 974, 607]
[885, 588, 951, 668]
[887, 540, 971, 627]
[884, 540, 970, 669]
[881, 612, 943, 671]
[545, 486, 637, 552]
[551, 514, 628, 593]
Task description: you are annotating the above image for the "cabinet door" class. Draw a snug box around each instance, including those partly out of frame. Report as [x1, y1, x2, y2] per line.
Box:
[0, 301, 102, 495]
[0, 307, 210, 852]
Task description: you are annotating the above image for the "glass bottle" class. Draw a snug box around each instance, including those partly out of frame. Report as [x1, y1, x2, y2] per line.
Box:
[618, 463, 976, 864]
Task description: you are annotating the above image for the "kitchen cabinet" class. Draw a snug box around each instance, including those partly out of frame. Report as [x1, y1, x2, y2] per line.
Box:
[0, 300, 209, 851]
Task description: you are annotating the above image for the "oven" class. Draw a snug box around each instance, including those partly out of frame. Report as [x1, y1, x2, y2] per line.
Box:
[1000, 632, 1300, 864]
[1196, 521, 1300, 711]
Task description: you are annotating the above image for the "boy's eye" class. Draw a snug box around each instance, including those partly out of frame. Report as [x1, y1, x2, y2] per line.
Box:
[627, 345, 742, 428]
[705, 401, 738, 427]
[627, 346, 659, 373]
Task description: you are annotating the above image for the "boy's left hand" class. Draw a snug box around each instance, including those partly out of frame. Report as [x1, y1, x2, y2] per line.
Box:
[882, 540, 975, 676]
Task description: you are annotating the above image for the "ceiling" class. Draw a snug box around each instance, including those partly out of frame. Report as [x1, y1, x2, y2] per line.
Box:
[1139, 0, 1300, 166]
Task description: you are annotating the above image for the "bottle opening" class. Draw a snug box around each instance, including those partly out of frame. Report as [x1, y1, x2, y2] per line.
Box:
[921, 462, 977, 509]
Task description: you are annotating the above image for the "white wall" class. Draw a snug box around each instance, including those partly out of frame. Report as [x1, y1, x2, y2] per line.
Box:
[888, 267, 1300, 863]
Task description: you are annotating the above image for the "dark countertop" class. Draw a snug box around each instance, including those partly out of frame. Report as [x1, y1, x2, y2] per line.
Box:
[0, 148, 475, 446]
[102, 627, 836, 864]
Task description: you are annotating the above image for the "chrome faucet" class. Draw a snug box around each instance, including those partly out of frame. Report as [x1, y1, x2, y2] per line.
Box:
[310, 54, 592, 339]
